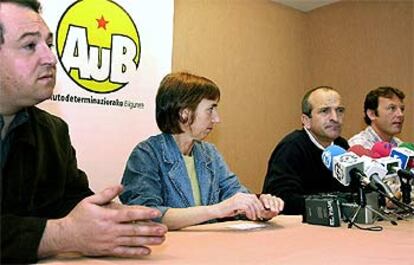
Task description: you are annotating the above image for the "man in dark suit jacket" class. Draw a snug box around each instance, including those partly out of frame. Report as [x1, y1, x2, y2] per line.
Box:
[0, 1, 166, 263]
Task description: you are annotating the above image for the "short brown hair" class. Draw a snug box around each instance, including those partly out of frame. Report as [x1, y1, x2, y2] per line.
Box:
[363, 86, 405, 125]
[302, 86, 337, 118]
[156, 72, 220, 134]
[0, 0, 42, 45]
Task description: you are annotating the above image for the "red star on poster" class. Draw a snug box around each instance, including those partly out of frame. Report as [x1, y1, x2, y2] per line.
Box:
[96, 15, 109, 30]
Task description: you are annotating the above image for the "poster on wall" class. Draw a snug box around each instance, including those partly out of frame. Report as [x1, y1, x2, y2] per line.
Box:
[39, 0, 174, 192]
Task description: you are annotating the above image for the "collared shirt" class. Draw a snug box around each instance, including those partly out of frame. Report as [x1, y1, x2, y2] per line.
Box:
[0, 110, 29, 169]
[348, 126, 402, 149]
[304, 127, 333, 150]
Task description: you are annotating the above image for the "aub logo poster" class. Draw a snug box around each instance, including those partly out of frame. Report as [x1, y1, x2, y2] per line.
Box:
[56, 0, 141, 94]
[39, 0, 173, 192]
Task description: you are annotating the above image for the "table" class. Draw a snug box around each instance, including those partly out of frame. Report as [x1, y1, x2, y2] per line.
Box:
[39, 215, 414, 265]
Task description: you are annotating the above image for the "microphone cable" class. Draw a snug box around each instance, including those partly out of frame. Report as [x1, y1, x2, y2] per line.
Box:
[342, 211, 383, 232]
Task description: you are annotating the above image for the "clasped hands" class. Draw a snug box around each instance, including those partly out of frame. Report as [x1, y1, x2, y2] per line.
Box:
[40, 185, 167, 259]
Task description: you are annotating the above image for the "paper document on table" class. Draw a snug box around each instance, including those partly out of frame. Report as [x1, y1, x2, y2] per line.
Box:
[226, 223, 268, 230]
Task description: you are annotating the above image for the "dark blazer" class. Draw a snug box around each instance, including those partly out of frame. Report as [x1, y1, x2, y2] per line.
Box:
[1, 106, 93, 264]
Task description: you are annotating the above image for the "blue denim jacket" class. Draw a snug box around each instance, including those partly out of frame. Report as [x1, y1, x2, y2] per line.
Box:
[120, 133, 249, 221]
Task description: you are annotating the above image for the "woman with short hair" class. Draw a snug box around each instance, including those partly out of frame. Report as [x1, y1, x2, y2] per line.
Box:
[120, 72, 284, 230]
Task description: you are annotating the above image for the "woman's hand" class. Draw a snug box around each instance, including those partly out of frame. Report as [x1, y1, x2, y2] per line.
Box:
[214, 193, 284, 221]
[257, 194, 284, 220]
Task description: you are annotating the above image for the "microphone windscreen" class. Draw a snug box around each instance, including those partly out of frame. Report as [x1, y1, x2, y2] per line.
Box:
[348, 145, 372, 157]
[408, 159, 414, 169]
[372, 141, 392, 158]
[321, 145, 347, 171]
[399, 142, 414, 152]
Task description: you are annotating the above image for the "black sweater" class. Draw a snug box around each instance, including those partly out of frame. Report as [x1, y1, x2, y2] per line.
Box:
[262, 129, 349, 215]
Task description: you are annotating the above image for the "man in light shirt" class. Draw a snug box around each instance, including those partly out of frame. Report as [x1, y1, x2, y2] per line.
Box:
[349, 86, 405, 149]
[349, 86, 407, 206]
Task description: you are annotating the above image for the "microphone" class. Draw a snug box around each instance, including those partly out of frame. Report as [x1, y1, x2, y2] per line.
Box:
[397, 142, 414, 171]
[397, 168, 414, 180]
[371, 147, 414, 206]
[371, 141, 392, 158]
[323, 146, 414, 214]
[347, 145, 388, 178]
[348, 148, 397, 207]
[409, 160, 414, 170]
[348, 145, 372, 157]
[322, 145, 374, 189]
[390, 147, 414, 170]
[362, 158, 388, 180]
[370, 143, 413, 174]
[375, 155, 413, 206]
[346, 144, 414, 213]
[397, 169, 413, 204]
[372, 156, 399, 178]
[399, 142, 414, 151]
[348, 144, 400, 179]
[322, 144, 347, 171]
[370, 173, 396, 199]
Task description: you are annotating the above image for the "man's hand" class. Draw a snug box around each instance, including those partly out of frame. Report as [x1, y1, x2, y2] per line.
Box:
[38, 185, 167, 259]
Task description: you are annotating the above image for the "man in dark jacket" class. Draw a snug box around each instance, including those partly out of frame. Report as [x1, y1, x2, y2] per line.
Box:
[262, 86, 350, 216]
[0, 1, 166, 263]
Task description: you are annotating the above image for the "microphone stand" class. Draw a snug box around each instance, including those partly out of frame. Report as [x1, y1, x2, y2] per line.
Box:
[351, 168, 414, 216]
[400, 180, 412, 205]
[398, 170, 412, 205]
[375, 188, 414, 214]
[348, 186, 398, 229]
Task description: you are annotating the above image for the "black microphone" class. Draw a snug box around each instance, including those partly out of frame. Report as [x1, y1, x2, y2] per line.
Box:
[397, 169, 413, 205]
[370, 173, 396, 200]
[397, 168, 414, 180]
[349, 168, 380, 192]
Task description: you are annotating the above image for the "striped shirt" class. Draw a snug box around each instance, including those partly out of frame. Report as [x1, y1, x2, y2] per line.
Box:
[348, 126, 402, 149]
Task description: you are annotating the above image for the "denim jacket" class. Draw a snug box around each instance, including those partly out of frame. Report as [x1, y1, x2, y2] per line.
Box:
[120, 133, 249, 221]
